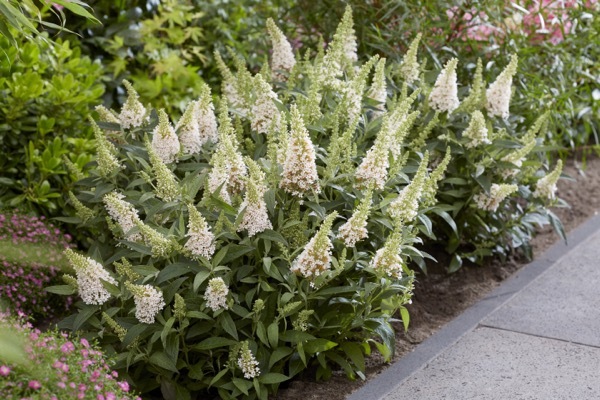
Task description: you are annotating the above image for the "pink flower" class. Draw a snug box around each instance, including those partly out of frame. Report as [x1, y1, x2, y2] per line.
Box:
[105, 392, 117, 400]
[80, 338, 90, 348]
[0, 365, 10, 376]
[28, 380, 41, 390]
[61, 341, 75, 353]
[117, 381, 129, 392]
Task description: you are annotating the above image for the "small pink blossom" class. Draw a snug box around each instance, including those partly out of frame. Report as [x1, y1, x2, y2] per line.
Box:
[28, 380, 42, 390]
[0, 365, 10, 376]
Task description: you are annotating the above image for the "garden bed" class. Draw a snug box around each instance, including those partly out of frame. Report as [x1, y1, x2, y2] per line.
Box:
[276, 154, 600, 399]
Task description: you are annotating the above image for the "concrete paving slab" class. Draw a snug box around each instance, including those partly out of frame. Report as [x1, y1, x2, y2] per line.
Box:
[482, 228, 600, 347]
[384, 326, 600, 400]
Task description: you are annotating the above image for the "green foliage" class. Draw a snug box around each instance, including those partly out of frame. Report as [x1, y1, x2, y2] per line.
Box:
[0, 31, 104, 219]
[287, 0, 600, 148]
[65, 0, 293, 115]
[0, 0, 98, 47]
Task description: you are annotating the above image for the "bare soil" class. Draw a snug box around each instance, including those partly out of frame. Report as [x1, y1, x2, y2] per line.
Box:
[275, 154, 600, 400]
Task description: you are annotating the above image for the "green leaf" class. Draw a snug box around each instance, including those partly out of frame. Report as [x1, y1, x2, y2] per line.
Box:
[73, 305, 98, 331]
[304, 338, 338, 355]
[431, 209, 458, 234]
[268, 346, 293, 369]
[149, 351, 178, 373]
[400, 307, 410, 332]
[192, 337, 237, 351]
[341, 342, 365, 372]
[259, 373, 289, 385]
[279, 330, 315, 343]
[448, 253, 463, 273]
[219, 312, 239, 340]
[267, 322, 279, 348]
[157, 263, 193, 284]
[193, 270, 211, 292]
[45, 285, 76, 295]
[161, 317, 176, 347]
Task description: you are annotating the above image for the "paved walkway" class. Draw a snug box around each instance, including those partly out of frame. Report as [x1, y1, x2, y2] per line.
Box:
[349, 214, 600, 400]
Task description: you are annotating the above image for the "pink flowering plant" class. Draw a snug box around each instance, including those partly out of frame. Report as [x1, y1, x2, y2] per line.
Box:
[0, 212, 74, 321]
[0, 315, 138, 400]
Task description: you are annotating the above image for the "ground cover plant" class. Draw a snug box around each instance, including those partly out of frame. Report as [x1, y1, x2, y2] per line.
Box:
[46, 7, 566, 399]
[0, 315, 139, 400]
[0, 212, 74, 322]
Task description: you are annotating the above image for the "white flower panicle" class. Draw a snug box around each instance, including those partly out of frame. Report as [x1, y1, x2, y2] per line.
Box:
[196, 84, 219, 145]
[238, 159, 272, 237]
[399, 33, 421, 84]
[388, 152, 429, 224]
[125, 282, 165, 324]
[474, 183, 518, 212]
[185, 204, 216, 259]
[280, 105, 320, 196]
[251, 74, 282, 134]
[215, 51, 244, 111]
[119, 80, 147, 129]
[370, 232, 404, 279]
[502, 138, 536, 168]
[267, 18, 296, 81]
[355, 129, 389, 190]
[103, 192, 142, 241]
[95, 105, 120, 125]
[534, 160, 562, 200]
[460, 58, 485, 112]
[145, 139, 180, 202]
[205, 277, 229, 311]
[135, 220, 178, 258]
[343, 56, 378, 122]
[238, 341, 260, 379]
[176, 100, 202, 155]
[291, 212, 337, 279]
[91, 118, 122, 178]
[462, 111, 491, 148]
[486, 54, 518, 119]
[429, 58, 460, 113]
[64, 249, 117, 305]
[368, 57, 388, 115]
[422, 148, 452, 208]
[152, 109, 180, 164]
[338, 190, 372, 247]
[321, 5, 357, 83]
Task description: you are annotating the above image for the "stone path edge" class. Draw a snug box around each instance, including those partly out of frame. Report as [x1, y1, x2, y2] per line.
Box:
[347, 213, 600, 400]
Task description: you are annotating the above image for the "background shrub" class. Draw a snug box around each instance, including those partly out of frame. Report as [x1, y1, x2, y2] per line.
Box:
[0, 30, 104, 220]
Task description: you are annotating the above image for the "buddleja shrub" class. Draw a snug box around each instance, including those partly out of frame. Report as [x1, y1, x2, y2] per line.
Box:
[49, 10, 451, 400]
[51, 7, 563, 398]
[396, 38, 565, 271]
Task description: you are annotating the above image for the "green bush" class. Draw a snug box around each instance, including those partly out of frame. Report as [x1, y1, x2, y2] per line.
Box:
[0, 31, 104, 219]
[51, 9, 563, 398]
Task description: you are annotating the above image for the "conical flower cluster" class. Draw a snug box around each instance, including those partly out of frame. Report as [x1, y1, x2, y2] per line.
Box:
[205, 277, 229, 311]
[398, 33, 421, 84]
[267, 18, 296, 81]
[355, 129, 389, 190]
[291, 212, 337, 279]
[146, 139, 180, 202]
[196, 84, 219, 145]
[502, 138, 536, 168]
[103, 192, 142, 241]
[92, 118, 122, 178]
[238, 159, 272, 237]
[64, 249, 117, 305]
[68, 191, 95, 222]
[215, 51, 244, 111]
[429, 58, 460, 113]
[176, 100, 202, 155]
[534, 160, 562, 200]
[388, 152, 429, 224]
[422, 148, 451, 208]
[184, 204, 216, 260]
[486, 55, 518, 119]
[321, 5, 357, 84]
[338, 190, 372, 247]
[95, 105, 120, 125]
[462, 111, 491, 148]
[370, 231, 404, 279]
[460, 58, 485, 113]
[474, 183, 518, 212]
[368, 57, 388, 116]
[135, 220, 178, 258]
[280, 105, 320, 196]
[119, 80, 147, 129]
[125, 282, 165, 324]
[251, 74, 282, 134]
[238, 341, 260, 379]
[207, 108, 247, 202]
[152, 109, 180, 164]
[343, 56, 378, 122]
